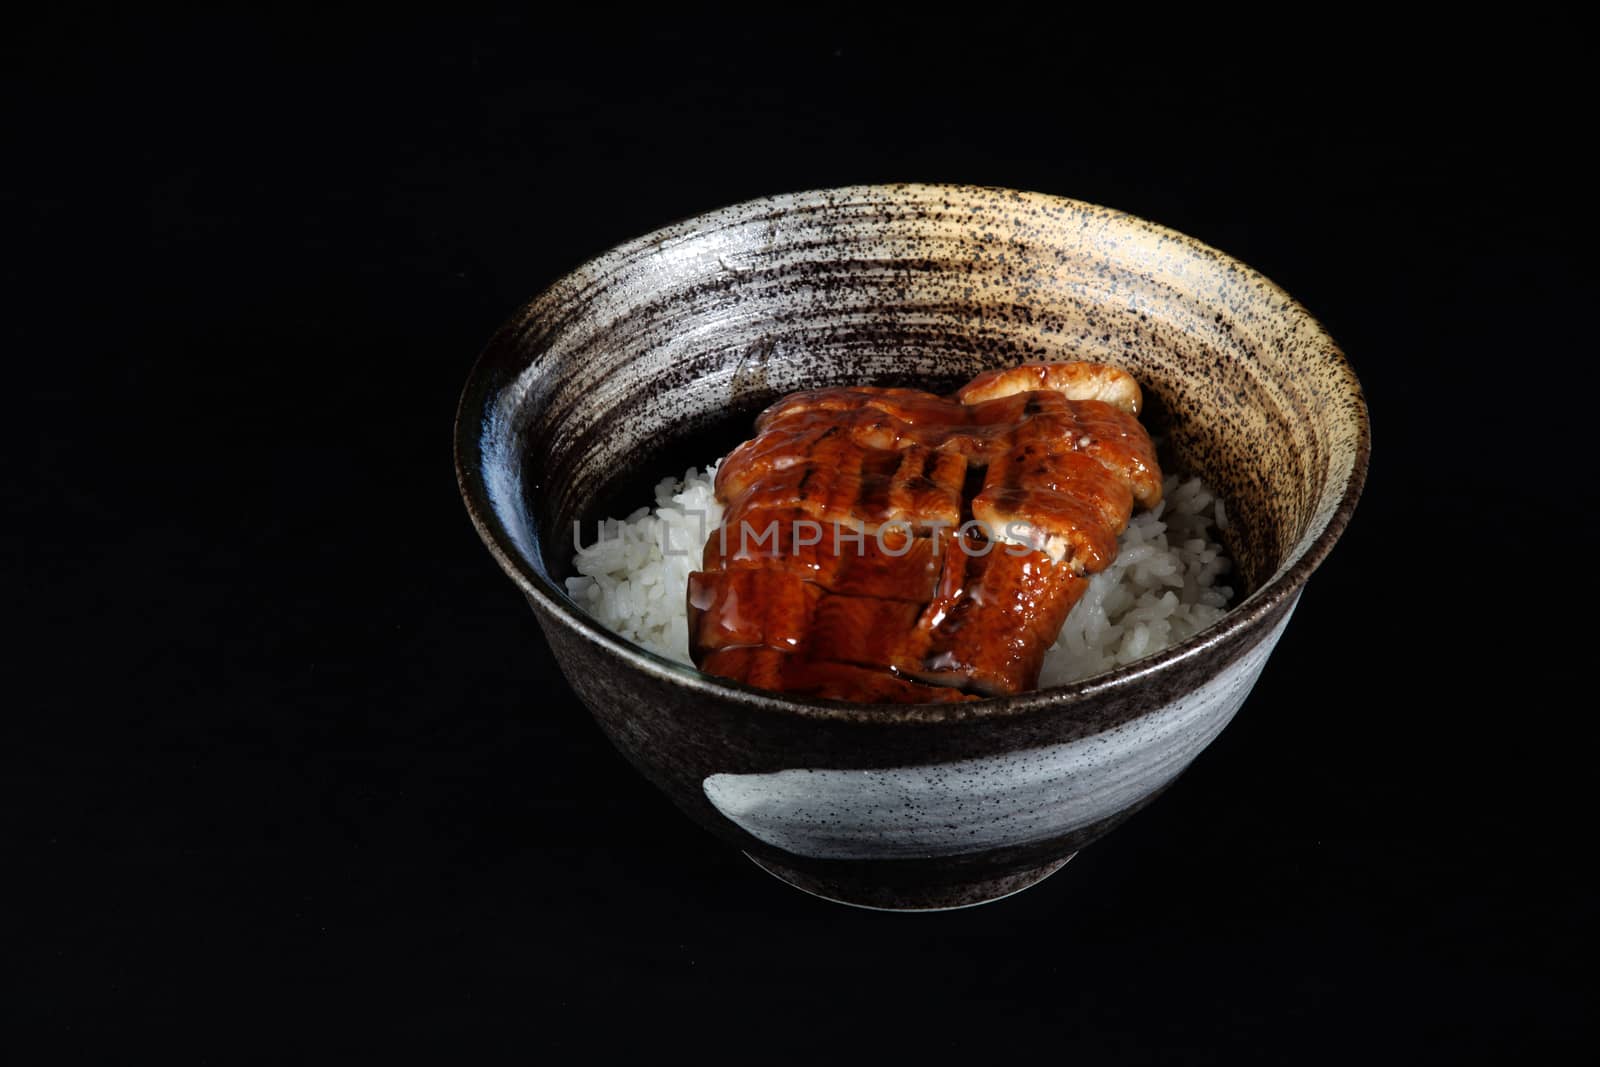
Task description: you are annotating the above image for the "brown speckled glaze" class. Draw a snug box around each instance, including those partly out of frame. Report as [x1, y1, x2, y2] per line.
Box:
[455, 184, 1369, 909]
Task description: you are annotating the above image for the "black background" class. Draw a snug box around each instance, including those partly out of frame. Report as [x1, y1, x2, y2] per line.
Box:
[13, 14, 1587, 1059]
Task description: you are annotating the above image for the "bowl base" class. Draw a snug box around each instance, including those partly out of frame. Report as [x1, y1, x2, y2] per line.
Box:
[745, 852, 1076, 911]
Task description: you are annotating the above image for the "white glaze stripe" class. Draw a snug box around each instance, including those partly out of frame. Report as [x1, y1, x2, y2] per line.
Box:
[703, 605, 1294, 860]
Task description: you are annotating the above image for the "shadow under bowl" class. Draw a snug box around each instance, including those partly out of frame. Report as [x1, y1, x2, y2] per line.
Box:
[455, 184, 1369, 910]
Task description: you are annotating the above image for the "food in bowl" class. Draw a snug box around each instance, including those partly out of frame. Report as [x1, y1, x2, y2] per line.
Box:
[566, 361, 1235, 700]
[459, 183, 1367, 909]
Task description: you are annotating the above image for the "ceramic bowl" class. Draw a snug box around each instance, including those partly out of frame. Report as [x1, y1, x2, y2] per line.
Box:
[454, 184, 1368, 910]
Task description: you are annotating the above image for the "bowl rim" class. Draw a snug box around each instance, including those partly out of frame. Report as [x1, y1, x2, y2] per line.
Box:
[453, 182, 1370, 726]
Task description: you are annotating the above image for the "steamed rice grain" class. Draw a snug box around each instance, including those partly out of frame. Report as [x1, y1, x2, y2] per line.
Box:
[565, 461, 1234, 687]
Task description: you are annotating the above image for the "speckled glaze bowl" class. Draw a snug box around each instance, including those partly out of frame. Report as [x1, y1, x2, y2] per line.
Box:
[455, 184, 1368, 910]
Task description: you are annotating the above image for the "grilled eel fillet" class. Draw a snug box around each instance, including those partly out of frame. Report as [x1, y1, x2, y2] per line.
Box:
[687, 362, 1162, 702]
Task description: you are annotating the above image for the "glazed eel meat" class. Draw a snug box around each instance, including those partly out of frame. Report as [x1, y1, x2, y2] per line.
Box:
[686, 362, 1163, 703]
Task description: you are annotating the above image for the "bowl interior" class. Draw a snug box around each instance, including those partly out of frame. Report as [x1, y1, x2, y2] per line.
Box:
[465, 185, 1366, 654]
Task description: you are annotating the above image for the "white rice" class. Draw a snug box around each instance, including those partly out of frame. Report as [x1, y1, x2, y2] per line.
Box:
[565, 461, 1234, 687]
[1036, 473, 1233, 685]
[563, 465, 726, 663]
